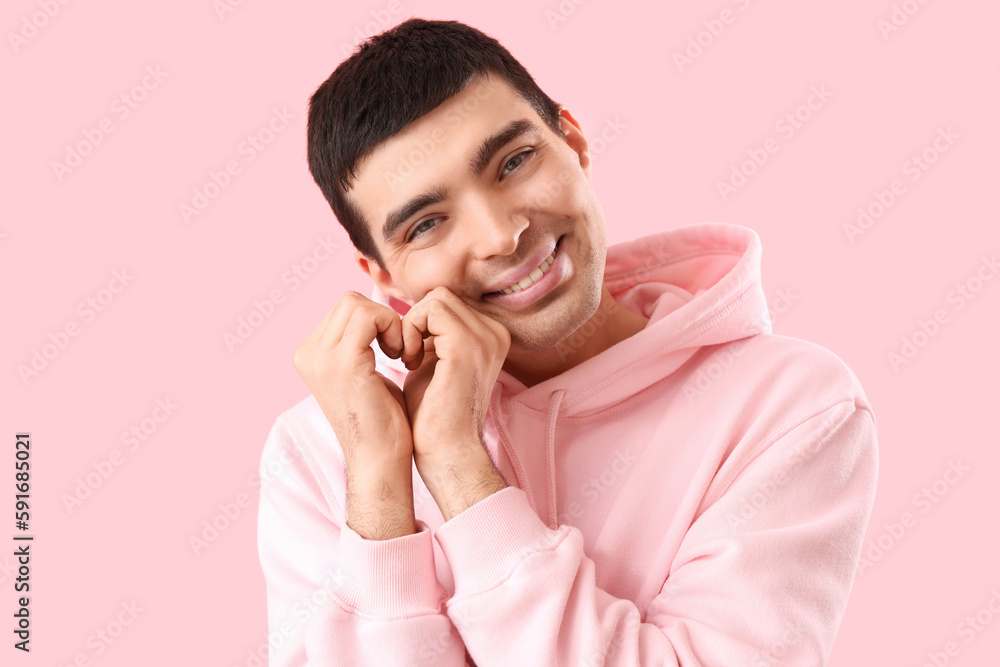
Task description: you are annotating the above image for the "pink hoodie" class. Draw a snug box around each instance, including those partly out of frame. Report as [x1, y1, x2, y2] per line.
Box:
[256, 222, 878, 666]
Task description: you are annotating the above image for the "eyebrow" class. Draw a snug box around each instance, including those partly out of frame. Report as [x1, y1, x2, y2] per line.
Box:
[382, 118, 543, 244]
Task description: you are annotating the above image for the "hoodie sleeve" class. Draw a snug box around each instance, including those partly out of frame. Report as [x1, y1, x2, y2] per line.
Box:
[256, 417, 472, 666]
[432, 399, 878, 666]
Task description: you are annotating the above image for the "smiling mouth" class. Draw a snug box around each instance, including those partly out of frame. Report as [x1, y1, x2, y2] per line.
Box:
[486, 239, 561, 296]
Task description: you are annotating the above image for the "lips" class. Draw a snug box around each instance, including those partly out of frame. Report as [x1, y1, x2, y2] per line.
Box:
[484, 237, 562, 296]
[494, 247, 558, 294]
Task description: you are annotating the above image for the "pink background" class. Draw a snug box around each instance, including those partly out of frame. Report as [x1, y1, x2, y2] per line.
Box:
[3, 1, 998, 665]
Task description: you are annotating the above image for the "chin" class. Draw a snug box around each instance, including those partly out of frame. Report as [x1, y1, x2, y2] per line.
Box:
[508, 281, 603, 353]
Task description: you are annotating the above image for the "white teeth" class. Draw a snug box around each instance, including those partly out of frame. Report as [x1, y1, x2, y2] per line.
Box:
[497, 247, 557, 295]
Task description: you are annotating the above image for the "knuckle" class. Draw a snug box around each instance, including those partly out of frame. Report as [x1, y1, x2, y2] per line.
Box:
[293, 342, 313, 369]
[340, 290, 366, 307]
[490, 321, 511, 343]
[429, 285, 454, 301]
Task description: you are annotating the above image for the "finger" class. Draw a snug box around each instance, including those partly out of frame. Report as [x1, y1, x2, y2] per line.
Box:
[325, 292, 368, 348]
[401, 298, 463, 368]
[374, 316, 404, 360]
[435, 287, 505, 347]
[321, 293, 402, 356]
[402, 288, 467, 338]
[404, 288, 499, 360]
[424, 286, 485, 332]
[400, 314, 425, 371]
[339, 300, 405, 361]
[401, 290, 471, 370]
[295, 301, 341, 374]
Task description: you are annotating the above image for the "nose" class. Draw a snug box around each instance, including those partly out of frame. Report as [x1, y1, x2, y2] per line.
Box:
[466, 200, 528, 261]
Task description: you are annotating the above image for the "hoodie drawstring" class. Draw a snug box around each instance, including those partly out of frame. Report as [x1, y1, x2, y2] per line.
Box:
[490, 386, 566, 530]
[490, 386, 534, 513]
[544, 389, 566, 529]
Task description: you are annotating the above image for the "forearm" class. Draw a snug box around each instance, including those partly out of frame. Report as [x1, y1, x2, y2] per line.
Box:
[346, 456, 417, 540]
[417, 442, 507, 522]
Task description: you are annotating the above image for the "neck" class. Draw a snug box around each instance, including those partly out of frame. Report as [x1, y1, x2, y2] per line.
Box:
[501, 284, 649, 388]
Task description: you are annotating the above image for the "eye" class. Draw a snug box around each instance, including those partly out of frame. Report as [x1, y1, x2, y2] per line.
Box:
[501, 149, 534, 179]
[406, 216, 444, 243]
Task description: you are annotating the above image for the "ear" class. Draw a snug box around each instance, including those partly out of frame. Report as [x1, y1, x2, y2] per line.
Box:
[556, 106, 592, 180]
[354, 248, 414, 306]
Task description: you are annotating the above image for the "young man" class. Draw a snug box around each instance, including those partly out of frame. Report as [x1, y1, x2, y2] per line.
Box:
[257, 18, 878, 667]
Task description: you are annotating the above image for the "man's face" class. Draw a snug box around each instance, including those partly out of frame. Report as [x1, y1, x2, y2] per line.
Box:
[347, 74, 607, 352]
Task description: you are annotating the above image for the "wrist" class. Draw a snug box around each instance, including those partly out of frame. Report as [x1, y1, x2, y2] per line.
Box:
[413, 431, 486, 467]
[417, 445, 507, 522]
[346, 459, 417, 540]
[346, 494, 416, 540]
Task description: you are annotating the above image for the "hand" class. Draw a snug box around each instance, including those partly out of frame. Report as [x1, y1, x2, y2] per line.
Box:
[400, 287, 511, 516]
[292, 291, 417, 538]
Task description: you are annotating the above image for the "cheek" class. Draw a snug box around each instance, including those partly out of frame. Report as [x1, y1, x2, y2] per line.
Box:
[528, 162, 589, 213]
[402, 253, 460, 297]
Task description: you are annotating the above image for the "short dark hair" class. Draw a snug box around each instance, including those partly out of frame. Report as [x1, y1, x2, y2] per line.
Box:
[306, 18, 564, 271]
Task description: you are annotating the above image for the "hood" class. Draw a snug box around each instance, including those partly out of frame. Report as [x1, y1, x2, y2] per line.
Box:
[370, 222, 772, 527]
